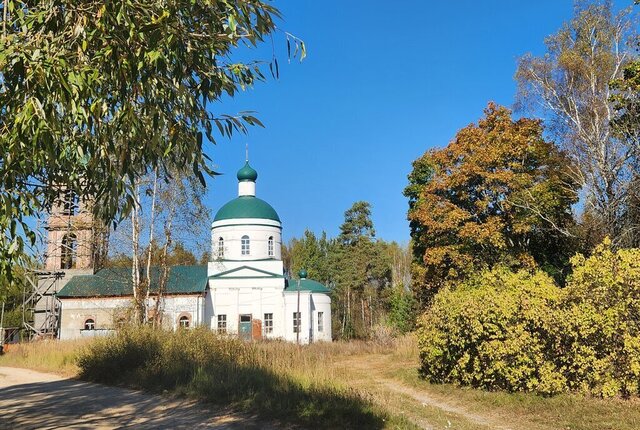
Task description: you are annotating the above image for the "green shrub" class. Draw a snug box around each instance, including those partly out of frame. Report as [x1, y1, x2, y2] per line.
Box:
[417, 240, 640, 398]
[417, 267, 565, 395]
[388, 284, 418, 334]
[558, 240, 640, 397]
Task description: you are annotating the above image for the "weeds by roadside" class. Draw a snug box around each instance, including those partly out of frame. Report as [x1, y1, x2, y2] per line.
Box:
[0, 339, 85, 377]
[76, 327, 415, 429]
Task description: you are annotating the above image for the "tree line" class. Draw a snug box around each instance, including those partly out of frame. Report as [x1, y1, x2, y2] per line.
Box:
[283, 201, 415, 340]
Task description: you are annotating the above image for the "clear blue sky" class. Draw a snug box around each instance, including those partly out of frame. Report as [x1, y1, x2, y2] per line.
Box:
[204, 1, 631, 245]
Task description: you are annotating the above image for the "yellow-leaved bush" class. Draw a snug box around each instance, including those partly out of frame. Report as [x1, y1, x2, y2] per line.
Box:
[558, 240, 640, 397]
[417, 240, 640, 397]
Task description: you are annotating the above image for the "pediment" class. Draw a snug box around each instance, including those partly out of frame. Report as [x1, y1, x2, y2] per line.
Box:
[210, 265, 283, 279]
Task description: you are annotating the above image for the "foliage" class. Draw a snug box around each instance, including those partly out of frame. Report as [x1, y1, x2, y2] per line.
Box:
[516, 1, 638, 248]
[387, 284, 417, 334]
[338, 201, 376, 246]
[0, 0, 305, 279]
[558, 240, 640, 397]
[417, 267, 565, 395]
[106, 241, 198, 267]
[77, 326, 393, 429]
[285, 229, 333, 281]
[610, 3, 640, 248]
[406, 103, 578, 305]
[0, 265, 28, 329]
[417, 240, 640, 398]
[284, 204, 414, 339]
[199, 251, 210, 265]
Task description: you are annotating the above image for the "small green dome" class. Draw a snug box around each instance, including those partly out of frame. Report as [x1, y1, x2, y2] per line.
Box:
[237, 162, 258, 182]
[214, 196, 280, 222]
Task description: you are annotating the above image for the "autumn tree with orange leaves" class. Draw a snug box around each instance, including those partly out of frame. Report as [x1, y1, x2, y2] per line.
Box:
[405, 103, 579, 306]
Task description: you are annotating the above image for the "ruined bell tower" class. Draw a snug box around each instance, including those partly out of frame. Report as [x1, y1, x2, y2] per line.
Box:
[44, 190, 97, 272]
[24, 189, 108, 339]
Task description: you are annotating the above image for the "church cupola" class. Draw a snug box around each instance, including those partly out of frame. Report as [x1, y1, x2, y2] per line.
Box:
[212, 159, 282, 261]
[237, 161, 258, 196]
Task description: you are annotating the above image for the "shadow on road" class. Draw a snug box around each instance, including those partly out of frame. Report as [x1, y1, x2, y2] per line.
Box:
[0, 377, 255, 429]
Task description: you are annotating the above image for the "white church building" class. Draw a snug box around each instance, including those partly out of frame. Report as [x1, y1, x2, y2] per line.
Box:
[55, 161, 332, 343]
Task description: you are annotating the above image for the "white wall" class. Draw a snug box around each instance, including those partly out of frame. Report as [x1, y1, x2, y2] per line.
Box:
[211, 218, 282, 261]
[283, 291, 332, 344]
[59, 294, 205, 340]
[208, 260, 284, 277]
[205, 279, 331, 344]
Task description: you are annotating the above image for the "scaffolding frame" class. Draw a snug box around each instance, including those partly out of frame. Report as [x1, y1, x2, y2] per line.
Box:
[22, 270, 64, 339]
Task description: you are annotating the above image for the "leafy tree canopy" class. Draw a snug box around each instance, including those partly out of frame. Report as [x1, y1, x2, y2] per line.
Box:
[286, 229, 332, 282]
[338, 201, 376, 246]
[107, 240, 197, 267]
[516, 0, 638, 247]
[405, 103, 579, 304]
[0, 0, 305, 278]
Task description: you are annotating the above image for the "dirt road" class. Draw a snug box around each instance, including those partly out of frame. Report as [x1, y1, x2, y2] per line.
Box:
[0, 367, 267, 429]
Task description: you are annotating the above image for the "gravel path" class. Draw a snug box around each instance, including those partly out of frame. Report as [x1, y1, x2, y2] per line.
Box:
[0, 367, 268, 430]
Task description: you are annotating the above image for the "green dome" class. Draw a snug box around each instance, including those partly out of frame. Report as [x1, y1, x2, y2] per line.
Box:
[214, 196, 280, 222]
[237, 162, 258, 182]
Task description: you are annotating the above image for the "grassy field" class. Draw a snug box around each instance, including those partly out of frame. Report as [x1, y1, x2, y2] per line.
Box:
[0, 338, 84, 377]
[2, 331, 640, 430]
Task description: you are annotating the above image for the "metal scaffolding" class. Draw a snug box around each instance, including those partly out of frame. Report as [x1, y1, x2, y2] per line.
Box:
[22, 270, 64, 339]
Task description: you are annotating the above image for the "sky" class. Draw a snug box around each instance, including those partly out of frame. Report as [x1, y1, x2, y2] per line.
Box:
[203, 0, 631, 245]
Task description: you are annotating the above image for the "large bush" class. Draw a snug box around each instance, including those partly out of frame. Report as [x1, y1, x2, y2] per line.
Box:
[558, 241, 640, 397]
[417, 268, 565, 395]
[417, 241, 640, 397]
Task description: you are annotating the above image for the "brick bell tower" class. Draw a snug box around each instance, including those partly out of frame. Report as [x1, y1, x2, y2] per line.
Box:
[44, 189, 97, 272]
[27, 189, 107, 338]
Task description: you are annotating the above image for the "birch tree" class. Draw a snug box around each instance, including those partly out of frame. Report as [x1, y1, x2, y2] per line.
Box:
[516, 1, 639, 247]
[116, 168, 210, 324]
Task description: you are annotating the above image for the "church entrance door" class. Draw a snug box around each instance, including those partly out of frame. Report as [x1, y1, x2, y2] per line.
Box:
[239, 314, 252, 341]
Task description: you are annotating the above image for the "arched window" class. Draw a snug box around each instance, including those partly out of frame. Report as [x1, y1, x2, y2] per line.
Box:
[218, 237, 224, 258]
[84, 318, 95, 330]
[268, 236, 274, 257]
[60, 234, 77, 269]
[179, 315, 190, 328]
[241, 235, 250, 255]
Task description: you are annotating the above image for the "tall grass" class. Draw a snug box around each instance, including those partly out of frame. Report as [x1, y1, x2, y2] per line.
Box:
[0, 339, 85, 377]
[77, 327, 410, 429]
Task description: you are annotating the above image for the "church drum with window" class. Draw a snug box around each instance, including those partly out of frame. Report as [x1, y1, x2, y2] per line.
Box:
[56, 161, 332, 343]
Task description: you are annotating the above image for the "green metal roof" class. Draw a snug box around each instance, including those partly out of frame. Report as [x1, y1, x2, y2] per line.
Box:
[213, 196, 280, 222]
[58, 266, 207, 298]
[237, 162, 258, 182]
[285, 278, 331, 293]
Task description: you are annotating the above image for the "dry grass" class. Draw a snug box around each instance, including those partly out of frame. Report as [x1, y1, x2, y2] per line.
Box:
[3, 332, 640, 429]
[0, 338, 86, 377]
[74, 327, 418, 429]
[393, 367, 640, 430]
[370, 335, 640, 430]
